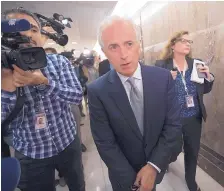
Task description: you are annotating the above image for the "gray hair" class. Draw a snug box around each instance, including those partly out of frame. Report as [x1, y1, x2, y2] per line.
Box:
[97, 15, 141, 48]
[3, 7, 41, 28]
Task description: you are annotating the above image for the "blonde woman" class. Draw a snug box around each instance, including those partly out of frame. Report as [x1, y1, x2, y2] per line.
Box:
[155, 31, 214, 191]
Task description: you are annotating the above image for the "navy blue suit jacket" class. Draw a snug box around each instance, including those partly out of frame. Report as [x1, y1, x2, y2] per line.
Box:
[88, 64, 182, 190]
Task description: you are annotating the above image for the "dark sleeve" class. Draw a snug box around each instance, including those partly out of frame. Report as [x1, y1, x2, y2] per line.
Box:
[148, 72, 182, 170]
[88, 86, 136, 189]
[204, 73, 214, 94]
[98, 63, 104, 77]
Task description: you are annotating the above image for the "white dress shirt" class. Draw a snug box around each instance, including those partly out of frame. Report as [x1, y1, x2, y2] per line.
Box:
[117, 63, 161, 173]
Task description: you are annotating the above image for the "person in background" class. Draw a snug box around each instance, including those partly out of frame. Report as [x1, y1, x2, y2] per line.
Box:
[98, 59, 112, 76]
[155, 30, 214, 191]
[61, 53, 88, 153]
[82, 50, 99, 85]
[88, 16, 182, 191]
[81, 50, 99, 106]
[72, 59, 87, 118]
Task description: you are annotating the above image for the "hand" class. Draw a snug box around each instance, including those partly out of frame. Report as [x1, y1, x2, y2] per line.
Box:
[134, 164, 157, 191]
[197, 64, 211, 80]
[1, 68, 16, 92]
[170, 70, 178, 80]
[12, 65, 48, 87]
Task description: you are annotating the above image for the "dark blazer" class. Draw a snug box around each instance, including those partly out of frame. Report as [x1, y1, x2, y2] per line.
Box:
[155, 57, 214, 121]
[88, 64, 182, 191]
[98, 59, 111, 76]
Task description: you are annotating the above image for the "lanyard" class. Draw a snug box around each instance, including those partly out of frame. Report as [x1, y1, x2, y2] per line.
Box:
[173, 60, 189, 95]
[33, 86, 44, 112]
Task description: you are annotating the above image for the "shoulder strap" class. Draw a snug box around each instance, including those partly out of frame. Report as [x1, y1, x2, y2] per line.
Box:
[1, 87, 25, 136]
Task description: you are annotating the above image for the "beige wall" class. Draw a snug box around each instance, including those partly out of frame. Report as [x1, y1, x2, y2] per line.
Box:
[139, 1, 224, 157]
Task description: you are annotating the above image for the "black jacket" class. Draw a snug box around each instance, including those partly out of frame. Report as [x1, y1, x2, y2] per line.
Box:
[155, 57, 214, 121]
[98, 59, 111, 77]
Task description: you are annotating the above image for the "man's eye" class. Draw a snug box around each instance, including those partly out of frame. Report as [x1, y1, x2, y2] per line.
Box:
[110, 45, 117, 50]
[127, 42, 133, 46]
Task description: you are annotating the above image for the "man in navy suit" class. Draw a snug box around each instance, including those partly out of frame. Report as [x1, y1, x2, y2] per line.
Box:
[88, 16, 182, 191]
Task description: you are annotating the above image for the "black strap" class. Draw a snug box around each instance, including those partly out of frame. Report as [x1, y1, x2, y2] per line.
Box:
[1, 87, 25, 136]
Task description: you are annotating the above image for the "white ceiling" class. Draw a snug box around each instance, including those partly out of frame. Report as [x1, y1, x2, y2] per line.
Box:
[1, 1, 117, 54]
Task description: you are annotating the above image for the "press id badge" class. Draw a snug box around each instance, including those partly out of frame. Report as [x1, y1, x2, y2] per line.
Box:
[35, 113, 47, 130]
[185, 95, 195, 108]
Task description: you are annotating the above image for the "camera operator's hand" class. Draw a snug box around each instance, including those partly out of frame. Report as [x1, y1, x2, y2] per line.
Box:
[12, 65, 48, 87]
[1, 68, 16, 92]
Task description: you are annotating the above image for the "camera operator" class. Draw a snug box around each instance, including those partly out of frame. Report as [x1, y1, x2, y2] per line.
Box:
[2, 8, 85, 191]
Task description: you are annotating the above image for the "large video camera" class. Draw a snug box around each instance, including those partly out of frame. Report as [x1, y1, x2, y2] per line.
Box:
[1, 18, 47, 70]
[35, 13, 72, 46]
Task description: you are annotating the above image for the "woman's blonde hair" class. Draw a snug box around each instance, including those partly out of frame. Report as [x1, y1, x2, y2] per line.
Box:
[159, 30, 192, 60]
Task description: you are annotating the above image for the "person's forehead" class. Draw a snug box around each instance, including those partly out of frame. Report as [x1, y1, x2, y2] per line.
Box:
[102, 21, 136, 43]
[7, 13, 39, 28]
[181, 34, 190, 39]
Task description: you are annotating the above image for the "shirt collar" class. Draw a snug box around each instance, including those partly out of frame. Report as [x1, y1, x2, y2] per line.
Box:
[117, 63, 142, 85]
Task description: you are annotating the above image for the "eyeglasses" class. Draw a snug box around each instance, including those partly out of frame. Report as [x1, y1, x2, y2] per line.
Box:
[176, 38, 193, 44]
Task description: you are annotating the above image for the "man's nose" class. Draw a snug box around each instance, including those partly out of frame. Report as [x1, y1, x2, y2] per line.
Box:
[120, 47, 128, 60]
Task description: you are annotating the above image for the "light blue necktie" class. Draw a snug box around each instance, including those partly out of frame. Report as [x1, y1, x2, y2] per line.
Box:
[126, 77, 144, 135]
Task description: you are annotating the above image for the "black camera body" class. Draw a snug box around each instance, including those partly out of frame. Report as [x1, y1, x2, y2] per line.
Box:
[1, 19, 47, 71]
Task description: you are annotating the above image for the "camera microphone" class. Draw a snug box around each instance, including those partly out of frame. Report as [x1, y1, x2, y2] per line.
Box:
[1, 19, 31, 33]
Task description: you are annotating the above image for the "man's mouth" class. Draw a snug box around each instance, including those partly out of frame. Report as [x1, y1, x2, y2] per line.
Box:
[121, 62, 131, 66]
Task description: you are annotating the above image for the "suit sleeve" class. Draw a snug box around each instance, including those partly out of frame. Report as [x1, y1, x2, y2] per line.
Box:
[98, 63, 103, 77]
[88, 86, 137, 189]
[204, 73, 214, 94]
[148, 72, 182, 170]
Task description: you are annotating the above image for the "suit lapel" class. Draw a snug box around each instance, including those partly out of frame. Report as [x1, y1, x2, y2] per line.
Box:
[186, 57, 193, 71]
[166, 59, 174, 70]
[108, 70, 143, 141]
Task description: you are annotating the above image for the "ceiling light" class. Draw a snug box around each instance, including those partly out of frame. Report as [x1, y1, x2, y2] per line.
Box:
[72, 42, 77, 44]
[48, 42, 55, 45]
[134, 2, 169, 25]
[111, 0, 148, 17]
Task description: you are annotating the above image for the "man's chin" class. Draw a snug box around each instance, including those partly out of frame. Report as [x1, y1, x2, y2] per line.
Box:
[118, 68, 136, 77]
